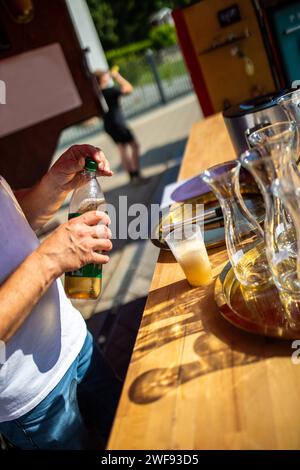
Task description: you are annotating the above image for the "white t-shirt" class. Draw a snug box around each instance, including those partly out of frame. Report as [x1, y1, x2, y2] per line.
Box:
[0, 176, 87, 422]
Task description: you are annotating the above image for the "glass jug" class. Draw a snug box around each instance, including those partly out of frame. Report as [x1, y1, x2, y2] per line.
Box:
[240, 149, 296, 292]
[271, 178, 300, 329]
[247, 121, 298, 254]
[247, 121, 298, 180]
[278, 90, 300, 151]
[201, 160, 271, 289]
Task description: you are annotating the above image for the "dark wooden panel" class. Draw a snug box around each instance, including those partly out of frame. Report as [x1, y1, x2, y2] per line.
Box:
[0, 0, 102, 188]
[256, 0, 300, 88]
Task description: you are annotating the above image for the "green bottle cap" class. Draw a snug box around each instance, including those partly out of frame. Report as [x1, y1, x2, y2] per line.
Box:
[85, 156, 98, 172]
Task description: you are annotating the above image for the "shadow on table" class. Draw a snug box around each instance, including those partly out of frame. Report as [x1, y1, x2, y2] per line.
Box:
[130, 279, 203, 363]
[88, 296, 147, 380]
[127, 279, 293, 405]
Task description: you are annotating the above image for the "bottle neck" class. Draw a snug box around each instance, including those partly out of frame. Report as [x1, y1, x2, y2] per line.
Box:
[83, 169, 97, 179]
[205, 166, 239, 202]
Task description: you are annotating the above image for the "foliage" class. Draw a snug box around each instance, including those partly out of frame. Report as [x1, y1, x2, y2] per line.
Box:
[113, 53, 187, 87]
[86, 0, 118, 48]
[86, 0, 196, 50]
[149, 24, 177, 51]
[106, 40, 152, 64]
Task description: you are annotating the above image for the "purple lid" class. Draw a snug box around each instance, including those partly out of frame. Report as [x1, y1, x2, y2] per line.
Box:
[171, 167, 252, 202]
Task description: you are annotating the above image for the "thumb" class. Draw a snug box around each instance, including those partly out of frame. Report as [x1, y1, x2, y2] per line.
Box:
[78, 210, 110, 226]
[67, 155, 85, 173]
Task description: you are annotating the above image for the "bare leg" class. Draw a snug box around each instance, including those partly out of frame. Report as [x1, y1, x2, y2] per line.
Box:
[117, 144, 135, 173]
[129, 140, 140, 173]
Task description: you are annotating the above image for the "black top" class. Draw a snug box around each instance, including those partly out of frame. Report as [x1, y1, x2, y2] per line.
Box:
[222, 90, 290, 119]
[223, 93, 277, 118]
[101, 85, 134, 143]
[102, 86, 124, 125]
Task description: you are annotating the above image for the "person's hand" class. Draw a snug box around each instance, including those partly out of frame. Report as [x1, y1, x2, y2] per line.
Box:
[47, 144, 113, 192]
[110, 67, 120, 79]
[37, 211, 112, 276]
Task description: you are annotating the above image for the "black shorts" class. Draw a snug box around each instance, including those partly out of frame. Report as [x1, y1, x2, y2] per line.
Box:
[104, 120, 134, 144]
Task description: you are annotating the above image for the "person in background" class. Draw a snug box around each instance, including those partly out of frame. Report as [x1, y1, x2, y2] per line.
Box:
[95, 69, 142, 183]
[0, 145, 121, 449]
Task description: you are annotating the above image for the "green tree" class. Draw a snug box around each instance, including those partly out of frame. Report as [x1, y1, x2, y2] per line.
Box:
[86, 0, 118, 49]
[87, 0, 195, 50]
[149, 24, 177, 50]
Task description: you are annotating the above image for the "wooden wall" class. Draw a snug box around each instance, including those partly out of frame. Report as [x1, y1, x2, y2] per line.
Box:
[0, 0, 102, 189]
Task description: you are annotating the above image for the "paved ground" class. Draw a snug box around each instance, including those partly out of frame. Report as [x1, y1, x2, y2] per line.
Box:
[46, 92, 202, 376]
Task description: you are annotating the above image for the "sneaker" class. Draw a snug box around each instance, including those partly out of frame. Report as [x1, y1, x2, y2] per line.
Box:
[131, 175, 152, 185]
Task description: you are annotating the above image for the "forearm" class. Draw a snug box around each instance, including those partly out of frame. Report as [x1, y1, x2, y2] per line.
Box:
[0, 208, 111, 343]
[14, 145, 112, 230]
[15, 173, 68, 231]
[114, 73, 133, 93]
[0, 250, 58, 343]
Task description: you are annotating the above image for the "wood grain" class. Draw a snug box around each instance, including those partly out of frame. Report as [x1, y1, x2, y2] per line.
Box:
[108, 114, 300, 450]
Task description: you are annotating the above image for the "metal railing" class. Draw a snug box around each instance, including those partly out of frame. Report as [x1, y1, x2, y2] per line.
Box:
[58, 45, 193, 148]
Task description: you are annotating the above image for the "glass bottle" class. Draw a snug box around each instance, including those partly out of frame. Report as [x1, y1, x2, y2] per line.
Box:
[64, 157, 106, 300]
[201, 160, 271, 289]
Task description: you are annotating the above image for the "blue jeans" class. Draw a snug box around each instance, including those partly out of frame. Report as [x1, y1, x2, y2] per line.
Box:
[0, 332, 122, 450]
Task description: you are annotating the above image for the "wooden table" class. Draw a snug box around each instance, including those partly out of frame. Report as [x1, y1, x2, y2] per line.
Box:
[108, 113, 300, 450]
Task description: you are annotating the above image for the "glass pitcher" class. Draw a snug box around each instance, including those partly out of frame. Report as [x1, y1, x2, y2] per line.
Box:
[278, 90, 300, 151]
[247, 121, 298, 254]
[240, 149, 297, 292]
[201, 160, 271, 289]
[278, 89, 300, 119]
[271, 178, 300, 329]
[247, 121, 298, 180]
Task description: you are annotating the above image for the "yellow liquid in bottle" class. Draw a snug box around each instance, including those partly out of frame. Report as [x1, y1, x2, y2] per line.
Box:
[64, 197, 105, 300]
[65, 275, 102, 300]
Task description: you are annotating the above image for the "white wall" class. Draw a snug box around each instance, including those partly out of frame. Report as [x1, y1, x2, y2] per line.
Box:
[66, 0, 108, 72]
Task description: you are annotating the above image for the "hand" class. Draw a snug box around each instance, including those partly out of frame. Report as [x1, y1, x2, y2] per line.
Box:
[110, 71, 119, 79]
[110, 66, 120, 79]
[48, 144, 113, 192]
[37, 211, 112, 276]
